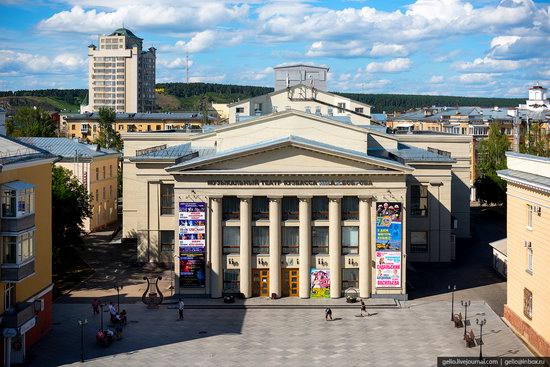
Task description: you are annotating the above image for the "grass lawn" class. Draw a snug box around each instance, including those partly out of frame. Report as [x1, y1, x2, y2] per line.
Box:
[52, 246, 95, 300]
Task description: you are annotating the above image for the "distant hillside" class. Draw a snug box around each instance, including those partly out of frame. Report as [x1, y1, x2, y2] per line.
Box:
[1, 83, 524, 115]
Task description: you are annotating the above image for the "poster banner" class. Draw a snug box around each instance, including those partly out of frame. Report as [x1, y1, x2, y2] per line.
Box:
[178, 202, 206, 288]
[179, 252, 206, 288]
[310, 269, 330, 298]
[375, 202, 402, 288]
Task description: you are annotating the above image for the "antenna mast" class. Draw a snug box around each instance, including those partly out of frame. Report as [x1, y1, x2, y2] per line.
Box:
[185, 51, 189, 84]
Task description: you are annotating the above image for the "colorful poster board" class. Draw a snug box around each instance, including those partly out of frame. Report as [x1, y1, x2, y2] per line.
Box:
[310, 269, 330, 298]
[178, 202, 206, 288]
[375, 202, 402, 288]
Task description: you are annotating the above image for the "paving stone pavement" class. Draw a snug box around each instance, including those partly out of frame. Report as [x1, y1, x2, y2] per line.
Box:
[27, 300, 531, 367]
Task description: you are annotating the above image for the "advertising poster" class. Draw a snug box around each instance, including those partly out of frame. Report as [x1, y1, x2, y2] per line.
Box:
[178, 202, 206, 288]
[310, 269, 330, 298]
[375, 202, 402, 288]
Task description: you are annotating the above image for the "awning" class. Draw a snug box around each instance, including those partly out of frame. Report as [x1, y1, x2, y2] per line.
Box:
[2, 181, 34, 191]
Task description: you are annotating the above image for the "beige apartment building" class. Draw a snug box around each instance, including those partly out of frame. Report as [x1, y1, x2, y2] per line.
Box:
[18, 138, 120, 232]
[81, 28, 156, 113]
[122, 106, 471, 300]
[498, 152, 550, 356]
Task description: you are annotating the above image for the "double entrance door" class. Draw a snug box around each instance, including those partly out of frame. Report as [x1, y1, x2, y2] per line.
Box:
[252, 269, 300, 297]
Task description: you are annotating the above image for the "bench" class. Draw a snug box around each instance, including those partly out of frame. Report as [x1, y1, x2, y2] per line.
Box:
[464, 329, 476, 348]
[453, 313, 464, 328]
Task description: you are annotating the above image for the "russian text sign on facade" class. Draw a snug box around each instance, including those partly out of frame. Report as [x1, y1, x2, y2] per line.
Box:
[375, 202, 402, 288]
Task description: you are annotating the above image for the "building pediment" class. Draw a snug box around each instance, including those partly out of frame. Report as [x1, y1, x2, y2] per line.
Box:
[167, 135, 413, 174]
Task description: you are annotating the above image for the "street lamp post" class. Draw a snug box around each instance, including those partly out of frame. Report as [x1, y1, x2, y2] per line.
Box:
[78, 318, 88, 363]
[476, 318, 486, 360]
[99, 302, 104, 330]
[448, 284, 456, 321]
[114, 285, 124, 312]
[461, 300, 471, 337]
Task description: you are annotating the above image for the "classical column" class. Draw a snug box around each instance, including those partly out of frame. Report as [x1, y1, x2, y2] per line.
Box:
[298, 196, 311, 298]
[328, 196, 342, 298]
[358, 196, 370, 298]
[239, 196, 252, 298]
[210, 196, 223, 298]
[269, 196, 282, 297]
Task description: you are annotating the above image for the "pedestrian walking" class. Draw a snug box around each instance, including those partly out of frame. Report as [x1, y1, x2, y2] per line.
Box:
[325, 307, 333, 321]
[115, 325, 123, 340]
[178, 299, 185, 321]
[91, 298, 100, 315]
[360, 299, 369, 316]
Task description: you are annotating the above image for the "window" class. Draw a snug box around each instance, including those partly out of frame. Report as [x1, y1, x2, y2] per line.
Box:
[252, 197, 269, 220]
[527, 245, 533, 273]
[355, 107, 364, 113]
[156, 125, 161, 130]
[327, 107, 333, 116]
[252, 227, 269, 254]
[282, 227, 299, 254]
[282, 197, 299, 221]
[2, 231, 35, 264]
[337, 102, 346, 113]
[527, 204, 534, 229]
[342, 269, 359, 291]
[95, 189, 99, 202]
[222, 196, 240, 220]
[254, 103, 263, 112]
[110, 165, 113, 177]
[4, 283, 15, 311]
[312, 227, 329, 254]
[102, 166, 106, 179]
[96, 167, 99, 181]
[315, 106, 322, 115]
[411, 231, 428, 253]
[160, 184, 174, 215]
[523, 288, 533, 319]
[1, 184, 34, 218]
[342, 227, 359, 254]
[160, 230, 174, 252]
[223, 227, 240, 254]
[411, 185, 428, 216]
[118, 125, 124, 130]
[223, 269, 240, 293]
[72, 124, 76, 130]
[342, 196, 359, 220]
[236, 107, 244, 113]
[311, 197, 328, 220]
[305, 106, 311, 114]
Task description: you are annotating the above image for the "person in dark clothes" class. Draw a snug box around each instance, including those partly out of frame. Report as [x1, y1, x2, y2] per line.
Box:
[325, 308, 333, 321]
[360, 299, 369, 316]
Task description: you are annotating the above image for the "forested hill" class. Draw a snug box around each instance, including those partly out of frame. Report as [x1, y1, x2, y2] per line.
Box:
[1, 83, 524, 114]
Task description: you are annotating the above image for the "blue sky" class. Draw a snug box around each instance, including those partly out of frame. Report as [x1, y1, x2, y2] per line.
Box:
[1, 0, 549, 98]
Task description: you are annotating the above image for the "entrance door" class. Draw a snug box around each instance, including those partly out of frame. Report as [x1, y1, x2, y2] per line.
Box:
[252, 269, 270, 297]
[282, 269, 299, 297]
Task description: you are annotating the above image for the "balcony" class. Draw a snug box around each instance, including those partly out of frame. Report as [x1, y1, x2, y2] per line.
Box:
[0, 214, 35, 233]
[80, 124, 89, 134]
[1, 259, 35, 282]
[1, 302, 35, 329]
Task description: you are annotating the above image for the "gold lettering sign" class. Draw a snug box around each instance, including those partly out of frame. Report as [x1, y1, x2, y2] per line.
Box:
[206, 180, 372, 186]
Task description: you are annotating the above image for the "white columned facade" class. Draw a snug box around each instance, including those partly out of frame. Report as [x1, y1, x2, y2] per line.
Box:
[298, 196, 311, 298]
[328, 196, 342, 298]
[358, 196, 370, 298]
[239, 196, 252, 298]
[210, 196, 223, 298]
[269, 196, 282, 297]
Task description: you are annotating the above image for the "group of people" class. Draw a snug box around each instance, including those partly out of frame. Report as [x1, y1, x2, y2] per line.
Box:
[324, 299, 370, 321]
[91, 298, 126, 341]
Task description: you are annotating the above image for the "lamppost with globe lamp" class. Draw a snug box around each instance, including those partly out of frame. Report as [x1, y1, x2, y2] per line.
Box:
[78, 318, 88, 363]
[99, 302, 105, 330]
[476, 318, 486, 360]
[461, 300, 471, 337]
[448, 284, 456, 321]
[114, 284, 124, 312]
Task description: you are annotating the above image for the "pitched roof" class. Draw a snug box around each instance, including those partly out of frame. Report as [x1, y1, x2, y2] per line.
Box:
[110, 28, 142, 40]
[497, 169, 550, 193]
[64, 112, 214, 121]
[0, 134, 58, 167]
[17, 137, 120, 162]
[166, 135, 413, 173]
[387, 144, 456, 163]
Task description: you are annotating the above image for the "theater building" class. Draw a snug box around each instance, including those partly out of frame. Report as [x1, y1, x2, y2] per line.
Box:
[123, 108, 471, 300]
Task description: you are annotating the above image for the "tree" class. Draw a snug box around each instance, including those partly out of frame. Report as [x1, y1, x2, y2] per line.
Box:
[520, 123, 550, 157]
[52, 166, 92, 270]
[475, 124, 509, 205]
[194, 95, 211, 125]
[8, 107, 57, 137]
[95, 107, 123, 151]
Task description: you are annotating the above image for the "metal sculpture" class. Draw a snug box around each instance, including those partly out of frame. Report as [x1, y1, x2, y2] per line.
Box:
[142, 276, 163, 308]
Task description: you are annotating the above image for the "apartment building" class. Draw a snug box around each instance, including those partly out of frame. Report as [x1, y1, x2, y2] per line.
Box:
[498, 152, 550, 356]
[0, 135, 57, 366]
[81, 28, 156, 113]
[18, 138, 120, 232]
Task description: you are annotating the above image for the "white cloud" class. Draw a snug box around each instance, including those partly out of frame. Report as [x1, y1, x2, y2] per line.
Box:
[454, 56, 522, 72]
[188, 74, 226, 83]
[306, 40, 369, 58]
[160, 30, 245, 54]
[366, 58, 411, 73]
[434, 49, 461, 63]
[429, 75, 445, 83]
[0, 50, 86, 75]
[456, 73, 495, 84]
[157, 57, 194, 70]
[489, 35, 550, 60]
[369, 43, 409, 57]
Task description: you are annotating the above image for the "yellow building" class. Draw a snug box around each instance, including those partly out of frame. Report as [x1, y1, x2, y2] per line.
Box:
[0, 135, 56, 366]
[61, 112, 216, 143]
[498, 152, 550, 356]
[18, 138, 120, 232]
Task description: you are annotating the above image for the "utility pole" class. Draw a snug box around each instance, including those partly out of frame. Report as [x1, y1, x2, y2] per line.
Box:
[185, 51, 189, 84]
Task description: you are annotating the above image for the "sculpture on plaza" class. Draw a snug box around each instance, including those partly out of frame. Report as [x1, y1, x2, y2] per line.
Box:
[142, 276, 164, 308]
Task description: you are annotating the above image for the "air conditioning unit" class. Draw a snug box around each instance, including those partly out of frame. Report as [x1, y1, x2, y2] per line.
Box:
[536, 207, 542, 216]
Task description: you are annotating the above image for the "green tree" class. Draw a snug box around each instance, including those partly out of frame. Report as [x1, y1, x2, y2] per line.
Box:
[95, 107, 123, 151]
[475, 124, 509, 205]
[520, 123, 550, 157]
[52, 166, 92, 270]
[194, 95, 211, 125]
[8, 107, 57, 137]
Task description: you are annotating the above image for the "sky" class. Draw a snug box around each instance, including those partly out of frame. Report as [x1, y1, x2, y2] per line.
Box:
[0, 0, 549, 97]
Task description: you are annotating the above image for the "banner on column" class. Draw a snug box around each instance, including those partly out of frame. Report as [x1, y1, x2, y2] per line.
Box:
[178, 202, 206, 288]
[375, 202, 402, 288]
[310, 269, 330, 298]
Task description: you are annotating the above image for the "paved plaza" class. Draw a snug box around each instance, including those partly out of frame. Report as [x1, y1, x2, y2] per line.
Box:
[27, 300, 531, 367]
